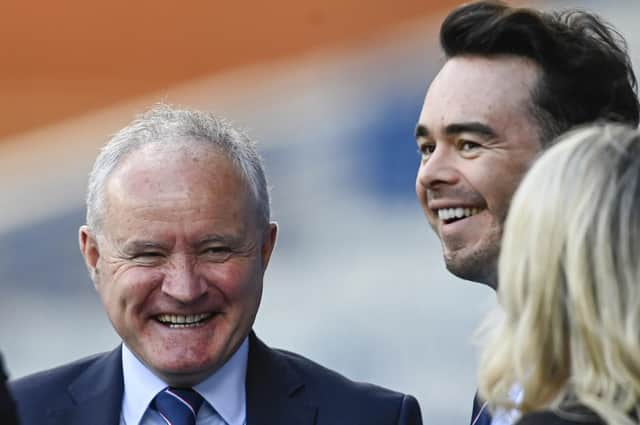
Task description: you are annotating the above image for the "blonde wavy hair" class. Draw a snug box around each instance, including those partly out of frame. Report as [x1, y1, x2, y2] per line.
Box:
[478, 123, 640, 424]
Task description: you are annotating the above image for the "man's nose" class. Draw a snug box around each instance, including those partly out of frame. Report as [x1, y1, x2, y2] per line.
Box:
[416, 145, 460, 190]
[161, 256, 207, 303]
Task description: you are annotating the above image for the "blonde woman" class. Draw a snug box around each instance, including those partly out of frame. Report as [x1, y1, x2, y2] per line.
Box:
[478, 123, 640, 425]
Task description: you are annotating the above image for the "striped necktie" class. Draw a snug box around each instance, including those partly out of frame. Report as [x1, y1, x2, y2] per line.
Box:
[153, 387, 204, 425]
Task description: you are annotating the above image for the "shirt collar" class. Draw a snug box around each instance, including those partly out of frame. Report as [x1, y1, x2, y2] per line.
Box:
[121, 344, 168, 425]
[121, 337, 249, 425]
[195, 337, 248, 425]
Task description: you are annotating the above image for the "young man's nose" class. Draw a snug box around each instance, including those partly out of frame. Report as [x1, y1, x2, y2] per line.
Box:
[416, 146, 461, 190]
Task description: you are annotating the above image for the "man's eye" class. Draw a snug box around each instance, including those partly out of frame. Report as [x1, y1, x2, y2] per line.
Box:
[131, 252, 163, 263]
[201, 247, 233, 262]
[460, 140, 481, 151]
[418, 144, 436, 156]
[202, 247, 233, 257]
[204, 247, 230, 254]
[135, 252, 161, 258]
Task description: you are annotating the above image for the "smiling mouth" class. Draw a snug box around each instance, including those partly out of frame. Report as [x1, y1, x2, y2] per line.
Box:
[437, 207, 482, 224]
[155, 313, 214, 328]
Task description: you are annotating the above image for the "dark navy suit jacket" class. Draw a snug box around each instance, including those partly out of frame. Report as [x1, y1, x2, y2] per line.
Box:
[0, 354, 18, 425]
[10, 333, 422, 425]
[471, 394, 492, 425]
[515, 409, 604, 425]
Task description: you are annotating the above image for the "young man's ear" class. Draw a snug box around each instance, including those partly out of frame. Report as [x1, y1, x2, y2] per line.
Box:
[79, 225, 100, 284]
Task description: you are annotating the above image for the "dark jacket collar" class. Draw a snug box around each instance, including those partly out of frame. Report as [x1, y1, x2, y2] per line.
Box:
[49, 333, 317, 425]
[50, 347, 123, 425]
[245, 332, 317, 425]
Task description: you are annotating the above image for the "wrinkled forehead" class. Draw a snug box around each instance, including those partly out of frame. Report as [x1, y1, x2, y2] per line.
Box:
[104, 142, 255, 215]
[420, 55, 541, 131]
[124, 139, 226, 167]
[113, 141, 237, 185]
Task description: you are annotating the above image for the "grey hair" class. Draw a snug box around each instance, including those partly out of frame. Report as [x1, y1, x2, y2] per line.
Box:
[85, 103, 270, 231]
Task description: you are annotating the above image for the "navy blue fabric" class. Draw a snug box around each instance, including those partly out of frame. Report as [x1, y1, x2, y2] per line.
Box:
[471, 394, 492, 425]
[0, 354, 18, 425]
[154, 387, 204, 425]
[474, 408, 493, 425]
[515, 407, 605, 425]
[10, 333, 423, 425]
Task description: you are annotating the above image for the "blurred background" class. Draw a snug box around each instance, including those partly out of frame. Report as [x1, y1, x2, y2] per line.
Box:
[1, 0, 638, 422]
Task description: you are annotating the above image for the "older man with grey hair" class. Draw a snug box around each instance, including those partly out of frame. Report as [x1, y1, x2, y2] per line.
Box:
[10, 104, 422, 425]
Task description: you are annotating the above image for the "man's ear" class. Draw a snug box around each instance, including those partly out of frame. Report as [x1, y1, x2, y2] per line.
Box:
[79, 225, 100, 284]
[260, 222, 278, 269]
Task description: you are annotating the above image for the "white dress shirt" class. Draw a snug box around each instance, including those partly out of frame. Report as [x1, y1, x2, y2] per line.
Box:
[120, 338, 249, 425]
[490, 385, 523, 425]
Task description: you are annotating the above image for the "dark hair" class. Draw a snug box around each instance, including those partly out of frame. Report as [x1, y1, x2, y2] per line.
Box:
[440, 1, 639, 145]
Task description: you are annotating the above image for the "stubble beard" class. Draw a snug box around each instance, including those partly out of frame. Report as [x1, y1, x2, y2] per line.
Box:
[442, 230, 501, 290]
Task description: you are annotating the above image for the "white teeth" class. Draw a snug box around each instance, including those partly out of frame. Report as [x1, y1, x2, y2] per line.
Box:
[156, 313, 213, 326]
[437, 207, 481, 221]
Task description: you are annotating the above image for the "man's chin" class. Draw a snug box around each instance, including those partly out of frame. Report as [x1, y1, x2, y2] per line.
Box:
[443, 249, 498, 288]
[152, 359, 220, 387]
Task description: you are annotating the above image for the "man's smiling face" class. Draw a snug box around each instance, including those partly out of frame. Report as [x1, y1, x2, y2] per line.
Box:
[80, 142, 277, 386]
[415, 55, 542, 287]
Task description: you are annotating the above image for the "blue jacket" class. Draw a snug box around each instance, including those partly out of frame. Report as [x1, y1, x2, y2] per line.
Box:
[11, 333, 422, 425]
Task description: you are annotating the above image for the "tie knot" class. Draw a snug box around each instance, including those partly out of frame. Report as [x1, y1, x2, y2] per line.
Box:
[153, 387, 204, 425]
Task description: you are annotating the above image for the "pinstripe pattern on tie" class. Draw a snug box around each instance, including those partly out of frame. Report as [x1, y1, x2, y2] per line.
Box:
[153, 387, 204, 425]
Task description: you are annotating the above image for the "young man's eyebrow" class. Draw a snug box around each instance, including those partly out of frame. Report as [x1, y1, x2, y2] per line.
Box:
[415, 122, 497, 140]
[443, 122, 497, 138]
[415, 124, 429, 139]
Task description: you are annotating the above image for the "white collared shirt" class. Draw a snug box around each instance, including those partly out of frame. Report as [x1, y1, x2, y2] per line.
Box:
[120, 337, 249, 425]
[490, 385, 523, 425]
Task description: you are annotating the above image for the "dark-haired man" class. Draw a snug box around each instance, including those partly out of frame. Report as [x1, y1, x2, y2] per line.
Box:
[414, 2, 639, 425]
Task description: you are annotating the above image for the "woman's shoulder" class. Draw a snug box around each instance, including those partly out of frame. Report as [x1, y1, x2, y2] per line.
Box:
[515, 407, 604, 425]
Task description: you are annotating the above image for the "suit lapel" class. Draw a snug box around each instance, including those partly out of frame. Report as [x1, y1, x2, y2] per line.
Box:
[246, 333, 317, 425]
[48, 347, 124, 425]
[43, 337, 317, 425]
